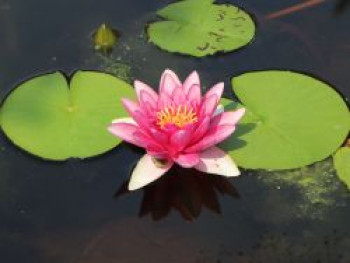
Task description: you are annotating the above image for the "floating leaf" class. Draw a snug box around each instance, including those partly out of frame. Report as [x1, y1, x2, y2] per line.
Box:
[333, 147, 350, 189]
[0, 71, 134, 160]
[221, 71, 350, 170]
[147, 0, 256, 57]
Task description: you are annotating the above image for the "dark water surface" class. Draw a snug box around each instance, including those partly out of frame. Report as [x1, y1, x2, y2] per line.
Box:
[0, 0, 350, 262]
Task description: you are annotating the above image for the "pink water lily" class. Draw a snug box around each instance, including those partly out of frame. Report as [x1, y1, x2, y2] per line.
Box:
[108, 69, 245, 190]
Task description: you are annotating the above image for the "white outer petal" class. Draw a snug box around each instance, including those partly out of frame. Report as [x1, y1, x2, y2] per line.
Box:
[213, 104, 224, 117]
[112, 117, 137, 125]
[128, 154, 173, 191]
[195, 146, 240, 177]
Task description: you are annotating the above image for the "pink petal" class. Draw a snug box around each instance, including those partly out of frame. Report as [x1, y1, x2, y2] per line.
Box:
[172, 85, 186, 105]
[122, 98, 140, 116]
[182, 121, 197, 133]
[149, 128, 169, 145]
[185, 125, 235, 153]
[204, 82, 224, 100]
[199, 94, 219, 117]
[159, 69, 181, 95]
[194, 147, 240, 177]
[210, 108, 246, 127]
[146, 145, 167, 156]
[146, 147, 170, 161]
[157, 90, 173, 109]
[133, 131, 164, 151]
[143, 101, 157, 119]
[130, 110, 152, 131]
[108, 123, 144, 148]
[128, 154, 173, 190]
[134, 80, 158, 102]
[140, 90, 157, 113]
[183, 71, 200, 94]
[186, 84, 201, 106]
[190, 116, 211, 143]
[174, 153, 200, 168]
[120, 99, 152, 130]
[170, 129, 192, 154]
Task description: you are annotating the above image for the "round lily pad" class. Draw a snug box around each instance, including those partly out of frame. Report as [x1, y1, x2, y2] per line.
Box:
[221, 71, 350, 170]
[333, 147, 350, 190]
[147, 0, 256, 57]
[0, 71, 134, 160]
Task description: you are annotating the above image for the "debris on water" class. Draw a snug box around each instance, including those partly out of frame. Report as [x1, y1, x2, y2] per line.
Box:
[96, 53, 132, 83]
[258, 158, 349, 220]
[124, 44, 131, 51]
[93, 24, 119, 53]
[265, 0, 325, 20]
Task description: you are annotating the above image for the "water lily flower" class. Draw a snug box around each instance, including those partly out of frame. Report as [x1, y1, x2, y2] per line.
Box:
[108, 69, 245, 191]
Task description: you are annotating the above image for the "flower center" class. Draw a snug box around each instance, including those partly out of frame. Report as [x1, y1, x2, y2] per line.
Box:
[156, 105, 198, 129]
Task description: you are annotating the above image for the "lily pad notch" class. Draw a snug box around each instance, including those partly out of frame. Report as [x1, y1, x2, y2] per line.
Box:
[0, 71, 135, 160]
[147, 0, 256, 57]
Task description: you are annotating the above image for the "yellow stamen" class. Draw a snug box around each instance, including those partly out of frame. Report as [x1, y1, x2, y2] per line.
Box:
[157, 105, 198, 129]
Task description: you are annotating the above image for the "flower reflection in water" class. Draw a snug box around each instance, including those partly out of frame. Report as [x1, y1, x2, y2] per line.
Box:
[115, 165, 240, 221]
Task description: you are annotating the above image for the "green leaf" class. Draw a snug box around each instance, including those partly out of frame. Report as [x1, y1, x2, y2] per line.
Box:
[0, 71, 134, 160]
[221, 71, 350, 170]
[147, 0, 256, 57]
[333, 147, 350, 189]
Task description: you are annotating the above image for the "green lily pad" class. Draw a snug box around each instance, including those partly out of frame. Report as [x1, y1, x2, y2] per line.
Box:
[0, 71, 134, 160]
[333, 147, 350, 189]
[221, 71, 350, 170]
[147, 0, 256, 57]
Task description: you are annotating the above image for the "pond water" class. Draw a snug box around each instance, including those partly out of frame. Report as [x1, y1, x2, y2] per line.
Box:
[0, 0, 350, 262]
